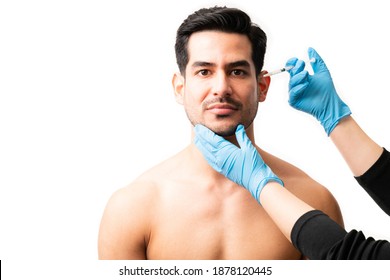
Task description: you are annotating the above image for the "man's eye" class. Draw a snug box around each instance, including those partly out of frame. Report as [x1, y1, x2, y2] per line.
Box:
[198, 69, 210, 76]
[231, 69, 246, 76]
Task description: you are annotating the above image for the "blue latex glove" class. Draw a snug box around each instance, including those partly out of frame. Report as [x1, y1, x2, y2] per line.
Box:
[286, 47, 351, 135]
[194, 124, 284, 204]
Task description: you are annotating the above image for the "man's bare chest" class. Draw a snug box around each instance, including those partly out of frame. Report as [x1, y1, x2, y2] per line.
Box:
[145, 186, 300, 259]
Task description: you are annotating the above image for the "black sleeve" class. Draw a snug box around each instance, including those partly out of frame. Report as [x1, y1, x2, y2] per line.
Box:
[291, 210, 390, 259]
[355, 148, 390, 215]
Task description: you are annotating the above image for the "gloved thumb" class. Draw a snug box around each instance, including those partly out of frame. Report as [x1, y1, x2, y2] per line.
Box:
[308, 47, 328, 74]
[235, 124, 252, 151]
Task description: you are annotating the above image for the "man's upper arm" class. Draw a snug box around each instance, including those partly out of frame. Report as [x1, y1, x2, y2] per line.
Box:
[297, 178, 344, 228]
[98, 184, 152, 260]
[315, 185, 344, 228]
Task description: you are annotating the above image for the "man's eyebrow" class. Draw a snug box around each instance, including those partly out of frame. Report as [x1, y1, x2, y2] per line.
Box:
[227, 60, 251, 68]
[191, 60, 251, 69]
[191, 61, 216, 68]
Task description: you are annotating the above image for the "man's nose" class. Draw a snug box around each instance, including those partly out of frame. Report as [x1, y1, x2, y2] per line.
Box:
[212, 72, 232, 97]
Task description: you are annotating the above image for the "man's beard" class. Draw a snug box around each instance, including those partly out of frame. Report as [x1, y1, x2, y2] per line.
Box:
[207, 121, 239, 137]
[186, 96, 257, 137]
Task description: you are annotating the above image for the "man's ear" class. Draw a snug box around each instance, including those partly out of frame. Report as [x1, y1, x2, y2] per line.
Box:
[258, 70, 270, 102]
[172, 72, 185, 105]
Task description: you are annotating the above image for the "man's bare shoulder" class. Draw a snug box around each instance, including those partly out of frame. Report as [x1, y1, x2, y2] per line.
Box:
[98, 155, 179, 260]
[101, 149, 188, 220]
[98, 180, 157, 259]
[104, 147, 189, 207]
[98, 153, 185, 260]
[260, 149, 344, 226]
[134, 148, 188, 182]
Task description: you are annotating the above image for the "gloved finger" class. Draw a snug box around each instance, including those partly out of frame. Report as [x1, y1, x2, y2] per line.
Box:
[235, 125, 252, 152]
[289, 82, 309, 105]
[289, 70, 309, 89]
[194, 124, 225, 151]
[235, 124, 267, 168]
[289, 70, 309, 104]
[308, 47, 328, 74]
[194, 125, 220, 157]
[195, 124, 239, 158]
[234, 124, 247, 149]
[193, 128, 220, 165]
[285, 57, 298, 69]
[194, 136, 221, 172]
[289, 60, 306, 77]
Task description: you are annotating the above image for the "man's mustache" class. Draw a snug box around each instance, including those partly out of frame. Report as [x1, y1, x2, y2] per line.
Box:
[202, 97, 243, 111]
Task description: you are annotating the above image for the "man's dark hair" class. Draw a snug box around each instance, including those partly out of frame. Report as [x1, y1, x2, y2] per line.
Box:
[175, 6, 267, 77]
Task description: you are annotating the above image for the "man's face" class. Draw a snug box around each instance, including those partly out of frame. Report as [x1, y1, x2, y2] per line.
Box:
[175, 31, 265, 137]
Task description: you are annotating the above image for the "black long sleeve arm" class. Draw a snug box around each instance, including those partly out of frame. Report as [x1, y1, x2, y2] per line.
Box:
[355, 148, 390, 215]
[290, 148, 390, 259]
[291, 210, 390, 259]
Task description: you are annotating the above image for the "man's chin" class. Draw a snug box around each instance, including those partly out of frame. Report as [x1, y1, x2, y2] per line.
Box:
[208, 124, 239, 137]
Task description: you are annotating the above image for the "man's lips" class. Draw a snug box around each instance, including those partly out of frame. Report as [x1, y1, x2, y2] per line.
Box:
[206, 103, 238, 115]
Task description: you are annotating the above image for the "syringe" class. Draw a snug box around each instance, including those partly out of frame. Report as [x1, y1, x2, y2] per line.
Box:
[264, 58, 315, 77]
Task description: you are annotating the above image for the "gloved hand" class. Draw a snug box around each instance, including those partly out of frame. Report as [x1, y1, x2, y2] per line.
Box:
[286, 47, 351, 135]
[194, 124, 284, 204]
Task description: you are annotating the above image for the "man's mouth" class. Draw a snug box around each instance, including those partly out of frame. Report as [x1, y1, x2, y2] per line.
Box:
[206, 103, 238, 115]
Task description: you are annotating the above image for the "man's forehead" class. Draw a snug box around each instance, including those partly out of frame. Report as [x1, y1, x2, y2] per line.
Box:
[187, 30, 251, 50]
[187, 31, 253, 65]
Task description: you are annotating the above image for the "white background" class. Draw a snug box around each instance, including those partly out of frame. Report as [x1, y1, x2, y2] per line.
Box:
[1, 0, 389, 278]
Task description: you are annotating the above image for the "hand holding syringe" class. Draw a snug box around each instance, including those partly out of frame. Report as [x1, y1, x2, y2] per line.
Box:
[264, 58, 315, 77]
[281, 47, 351, 135]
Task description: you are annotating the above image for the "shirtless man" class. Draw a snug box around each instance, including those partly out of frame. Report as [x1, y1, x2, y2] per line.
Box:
[98, 6, 344, 260]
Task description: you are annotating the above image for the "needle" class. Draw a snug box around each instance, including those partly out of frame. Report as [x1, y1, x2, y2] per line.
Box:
[264, 58, 315, 77]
